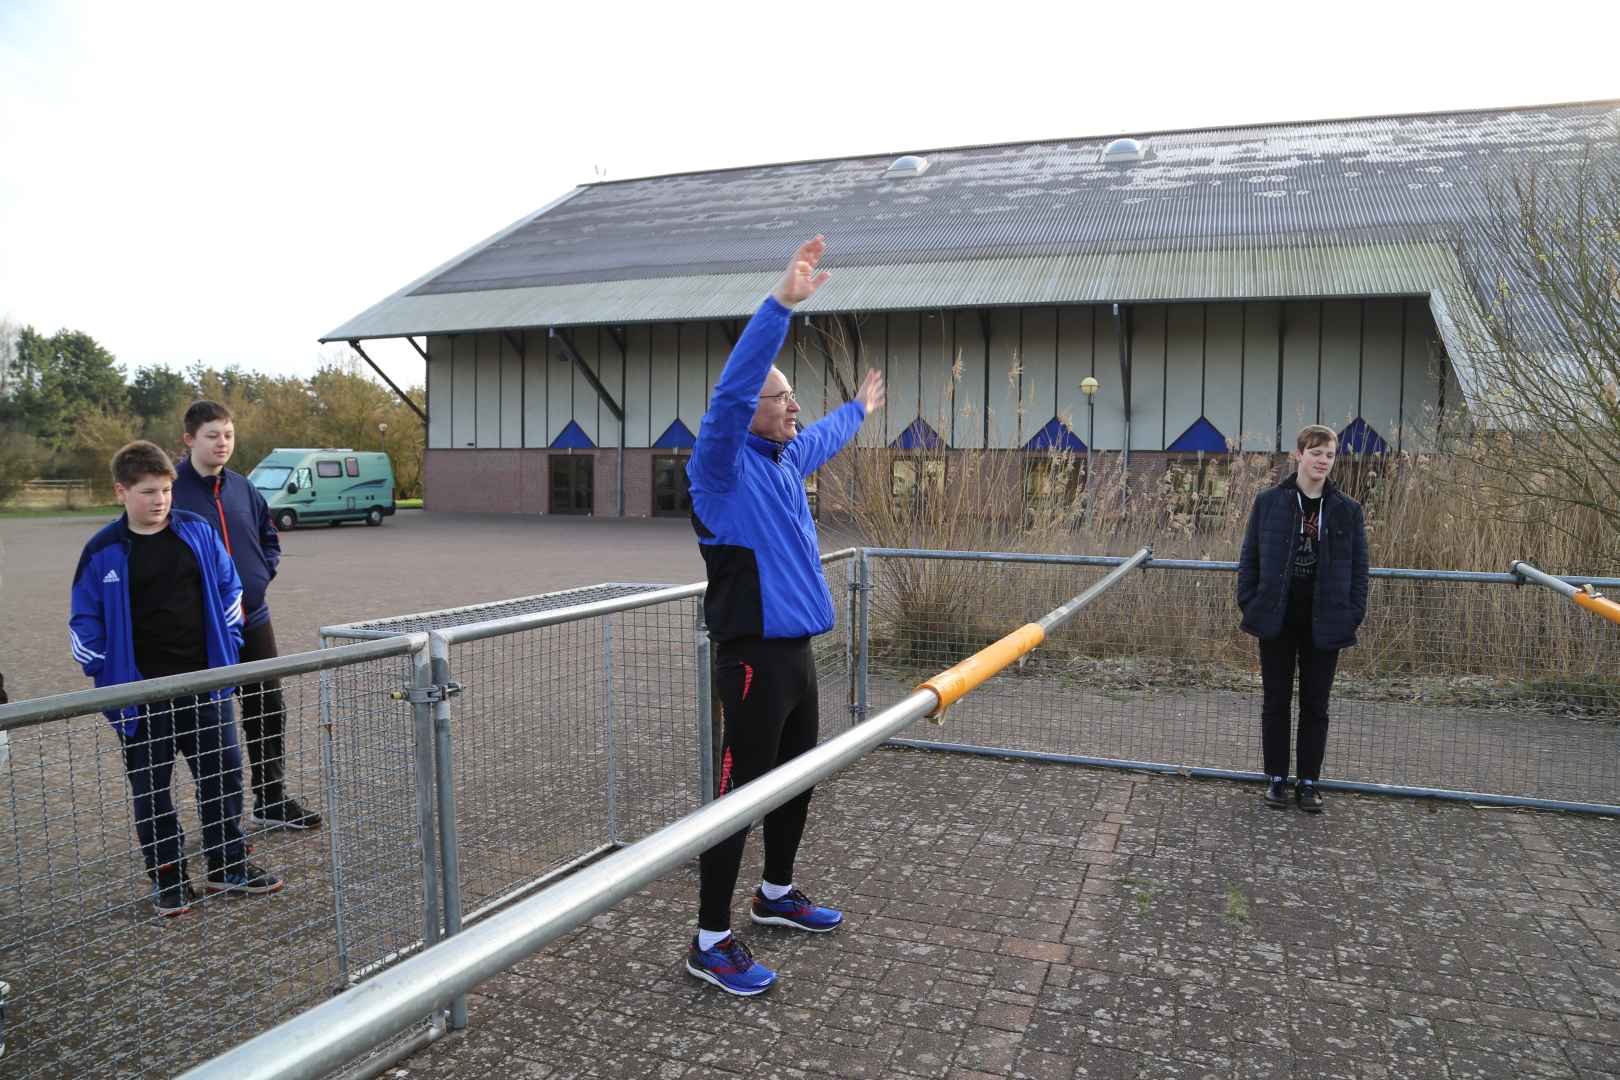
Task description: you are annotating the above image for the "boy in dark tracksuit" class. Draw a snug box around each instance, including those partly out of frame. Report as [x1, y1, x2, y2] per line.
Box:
[69, 440, 284, 915]
[1236, 424, 1370, 813]
[173, 400, 320, 830]
[683, 236, 886, 995]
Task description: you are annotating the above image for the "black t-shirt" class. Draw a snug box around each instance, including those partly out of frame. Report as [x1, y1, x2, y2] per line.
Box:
[1289, 492, 1315, 586]
[127, 526, 210, 678]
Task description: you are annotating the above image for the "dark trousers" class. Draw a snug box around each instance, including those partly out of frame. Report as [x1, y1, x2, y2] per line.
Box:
[237, 620, 289, 805]
[698, 636, 819, 932]
[1258, 606, 1341, 782]
[118, 695, 247, 875]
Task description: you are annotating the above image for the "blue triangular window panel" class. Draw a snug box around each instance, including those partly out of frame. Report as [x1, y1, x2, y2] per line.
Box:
[653, 419, 696, 450]
[1337, 417, 1387, 455]
[549, 420, 596, 450]
[1023, 417, 1087, 452]
[890, 417, 943, 451]
[1167, 416, 1227, 453]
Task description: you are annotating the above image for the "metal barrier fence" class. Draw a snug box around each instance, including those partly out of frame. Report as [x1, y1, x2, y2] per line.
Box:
[859, 549, 1620, 813]
[176, 551, 1152, 1080]
[4, 545, 1616, 1079]
[0, 637, 441, 1080]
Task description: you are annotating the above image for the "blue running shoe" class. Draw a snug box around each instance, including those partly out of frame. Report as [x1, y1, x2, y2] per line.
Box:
[750, 887, 843, 933]
[685, 934, 776, 996]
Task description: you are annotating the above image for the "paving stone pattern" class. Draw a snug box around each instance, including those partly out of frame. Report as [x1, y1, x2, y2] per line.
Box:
[394, 749, 1620, 1080]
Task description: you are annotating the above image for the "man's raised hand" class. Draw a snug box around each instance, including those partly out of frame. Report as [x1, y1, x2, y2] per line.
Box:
[771, 236, 831, 308]
[856, 368, 885, 415]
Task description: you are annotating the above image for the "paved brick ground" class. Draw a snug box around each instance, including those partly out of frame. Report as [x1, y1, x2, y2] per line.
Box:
[4, 511, 1617, 1078]
[390, 749, 1620, 1080]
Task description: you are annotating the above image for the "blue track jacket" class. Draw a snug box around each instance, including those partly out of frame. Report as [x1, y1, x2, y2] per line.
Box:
[172, 457, 280, 629]
[687, 296, 866, 641]
[69, 509, 246, 734]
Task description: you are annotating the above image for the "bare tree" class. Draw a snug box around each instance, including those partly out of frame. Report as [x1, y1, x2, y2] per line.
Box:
[1448, 140, 1620, 557]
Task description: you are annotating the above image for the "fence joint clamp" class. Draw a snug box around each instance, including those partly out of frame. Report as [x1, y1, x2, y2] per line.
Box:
[392, 682, 464, 704]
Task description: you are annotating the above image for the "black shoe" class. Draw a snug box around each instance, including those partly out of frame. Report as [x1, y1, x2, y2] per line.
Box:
[1263, 777, 1289, 809]
[205, 860, 285, 895]
[152, 863, 197, 916]
[250, 796, 322, 831]
[1296, 781, 1324, 814]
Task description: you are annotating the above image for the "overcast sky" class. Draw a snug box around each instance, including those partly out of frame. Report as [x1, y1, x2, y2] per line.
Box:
[1, 1, 1614, 394]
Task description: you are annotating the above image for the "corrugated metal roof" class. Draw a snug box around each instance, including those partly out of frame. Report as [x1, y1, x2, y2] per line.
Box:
[323, 100, 1620, 387]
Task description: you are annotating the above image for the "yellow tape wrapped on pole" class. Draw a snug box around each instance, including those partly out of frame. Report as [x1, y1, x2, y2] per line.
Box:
[917, 547, 1154, 719]
[1510, 559, 1620, 627]
[1573, 589, 1620, 626]
[918, 623, 1046, 718]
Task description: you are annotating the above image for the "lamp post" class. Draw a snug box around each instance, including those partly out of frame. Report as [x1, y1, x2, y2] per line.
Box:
[377, 421, 389, 456]
[1080, 376, 1099, 526]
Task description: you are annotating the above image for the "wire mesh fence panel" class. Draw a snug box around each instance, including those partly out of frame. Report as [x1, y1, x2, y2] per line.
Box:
[864, 554, 1620, 810]
[815, 553, 857, 739]
[317, 648, 434, 984]
[324, 583, 666, 638]
[611, 598, 705, 841]
[442, 621, 614, 920]
[0, 661, 403, 1079]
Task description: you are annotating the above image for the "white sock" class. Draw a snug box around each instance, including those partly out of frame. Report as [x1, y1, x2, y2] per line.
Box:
[697, 928, 730, 951]
[761, 880, 792, 901]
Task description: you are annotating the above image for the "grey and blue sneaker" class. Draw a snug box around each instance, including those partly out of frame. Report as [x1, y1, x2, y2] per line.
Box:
[685, 934, 777, 996]
[205, 860, 284, 896]
[750, 887, 843, 933]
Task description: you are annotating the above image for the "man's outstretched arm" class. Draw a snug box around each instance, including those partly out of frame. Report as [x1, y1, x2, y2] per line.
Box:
[689, 237, 830, 493]
[785, 368, 886, 477]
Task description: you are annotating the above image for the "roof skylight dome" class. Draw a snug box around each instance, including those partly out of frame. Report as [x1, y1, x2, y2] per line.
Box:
[1101, 137, 1148, 164]
[884, 154, 930, 178]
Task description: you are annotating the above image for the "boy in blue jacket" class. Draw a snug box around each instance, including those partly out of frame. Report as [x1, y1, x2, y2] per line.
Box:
[684, 236, 885, 995]
[175, 400, 320, 830]
[70, 440, 284, 915]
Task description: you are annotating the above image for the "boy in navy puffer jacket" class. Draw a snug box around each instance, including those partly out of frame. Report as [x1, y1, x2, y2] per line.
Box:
[173, 400, 320, 831]
[1237, 424, 1370, 814]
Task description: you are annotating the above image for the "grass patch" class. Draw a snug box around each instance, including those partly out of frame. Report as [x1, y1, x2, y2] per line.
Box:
[396, 498, 423, 510]
[0, 504, 121, 519]
[1223, 885, 1251, 926]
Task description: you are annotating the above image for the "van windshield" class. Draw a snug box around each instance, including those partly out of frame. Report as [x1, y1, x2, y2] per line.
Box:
[250, 466, 293, 491]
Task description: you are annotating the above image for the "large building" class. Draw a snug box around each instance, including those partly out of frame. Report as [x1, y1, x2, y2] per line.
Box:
[324, 100, 1620, 517]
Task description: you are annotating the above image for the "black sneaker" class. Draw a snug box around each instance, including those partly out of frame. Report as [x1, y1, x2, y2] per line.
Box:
[1296, 781, 1324, 814]
[250, 796, 322, 831]
[152, 864, 196, 916]
[205, 860, 285, 895]
[1263, 777, 1289, 809]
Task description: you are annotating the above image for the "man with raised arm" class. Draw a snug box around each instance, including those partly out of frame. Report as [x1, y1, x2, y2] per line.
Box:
[684, 235, 885, 996]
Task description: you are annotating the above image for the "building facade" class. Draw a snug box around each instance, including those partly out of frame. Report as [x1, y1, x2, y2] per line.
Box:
[326, 100, 1618, 516]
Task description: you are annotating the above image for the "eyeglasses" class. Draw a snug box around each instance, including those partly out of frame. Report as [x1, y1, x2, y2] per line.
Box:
[761, 390, 798, 405]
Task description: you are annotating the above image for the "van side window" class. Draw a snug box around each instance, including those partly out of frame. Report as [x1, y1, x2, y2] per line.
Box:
[296, 468, 313, 489]
[345, 457, 360, 477]
[316, 460, 343, 479]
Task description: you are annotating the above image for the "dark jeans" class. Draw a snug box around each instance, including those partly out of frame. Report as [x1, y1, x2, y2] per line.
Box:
[237, 620, 289, 806]
[1259, 606, 1341, 782]
[698, 636, 819, 932]
[118, 695, 247, 875]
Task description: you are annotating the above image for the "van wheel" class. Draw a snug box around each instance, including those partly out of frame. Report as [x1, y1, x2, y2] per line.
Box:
[366, 507, 384, 527]
[274, 509, 296, 531]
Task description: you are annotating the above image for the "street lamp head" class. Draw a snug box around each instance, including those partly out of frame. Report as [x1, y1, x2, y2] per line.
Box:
[1080, 376, 1099, 397]
[378, 422, 389, 434]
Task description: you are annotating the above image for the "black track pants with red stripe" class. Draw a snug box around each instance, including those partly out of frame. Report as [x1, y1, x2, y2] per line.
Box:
[698, 635, 819, 932]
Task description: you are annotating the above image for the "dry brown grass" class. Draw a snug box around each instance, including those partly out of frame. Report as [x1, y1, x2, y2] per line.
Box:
[797, 342, 1619, 714]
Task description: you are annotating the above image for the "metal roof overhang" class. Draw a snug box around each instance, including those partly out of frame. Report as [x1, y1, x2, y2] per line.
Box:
[322, 238, 1465, 340]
